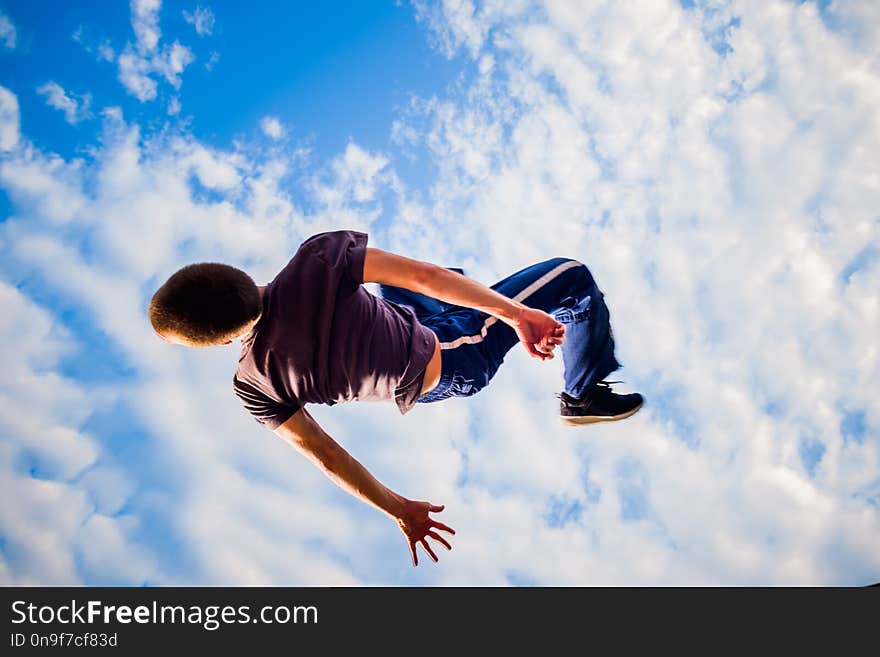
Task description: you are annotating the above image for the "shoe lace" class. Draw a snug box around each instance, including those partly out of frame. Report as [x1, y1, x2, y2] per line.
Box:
[556, 381, 624, 403]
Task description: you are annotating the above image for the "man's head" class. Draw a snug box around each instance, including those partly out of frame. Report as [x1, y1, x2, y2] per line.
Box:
[149, 263, 263, 347]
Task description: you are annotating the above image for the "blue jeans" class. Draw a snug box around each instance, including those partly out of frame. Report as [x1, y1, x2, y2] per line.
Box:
[379, 258, 621, 403]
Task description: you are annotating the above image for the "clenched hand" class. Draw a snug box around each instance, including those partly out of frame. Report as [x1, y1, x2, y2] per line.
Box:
[510, 306, 566, 361]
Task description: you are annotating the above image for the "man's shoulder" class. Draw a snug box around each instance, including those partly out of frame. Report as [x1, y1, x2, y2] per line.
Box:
[279, 230, 368, 291]
[297, 229, 367, 257]
[300, 228, 367, 243]
[274, 230, 364, 277]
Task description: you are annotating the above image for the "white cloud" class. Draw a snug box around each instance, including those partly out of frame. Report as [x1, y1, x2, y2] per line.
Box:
[413, 0, 529, 58]
[117, 49, 158, 101]
[306, 143, 393, 223]
[118, 41, 194, 102]
[824, 0, 880, 51]
[183, 6, 215, 36]
[0, 282, 154, 585]
[0, 149, 87, 224]
[178, 140, 242, 190]
[0, 9, 16, 49]
[390, 0, 880, 584]
[97, 42, 116, 62]
[36, 82, 92, 125]
[131, 0, 161, 52]
[205, 50, 220, 71]
[337, 143, 390, 203]
[0, 85, 19, 151]
[71, 25, 117, 63]
[167, 95, 181, 116]
[117, 0, 195, 102]
[0, 112, 383, 583]
[260, 116, 284, 140]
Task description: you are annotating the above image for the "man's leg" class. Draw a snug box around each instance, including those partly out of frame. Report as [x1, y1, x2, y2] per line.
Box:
[416, 257, 641, 423]
[477, 257, 621, 400]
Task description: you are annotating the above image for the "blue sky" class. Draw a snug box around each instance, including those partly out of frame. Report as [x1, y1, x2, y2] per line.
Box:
[1, 0, 878, 586]
[2, 1, 461, 206]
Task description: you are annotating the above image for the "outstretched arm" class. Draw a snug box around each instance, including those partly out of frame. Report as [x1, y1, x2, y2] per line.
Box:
[363, 247, 565, 360]
[273, 406, 455, 566]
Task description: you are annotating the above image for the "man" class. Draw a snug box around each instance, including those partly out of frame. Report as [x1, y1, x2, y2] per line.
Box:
[149, 229, 643, 567]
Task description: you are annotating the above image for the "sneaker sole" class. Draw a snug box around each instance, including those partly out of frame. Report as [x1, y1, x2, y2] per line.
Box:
[559, 401, 643, 426]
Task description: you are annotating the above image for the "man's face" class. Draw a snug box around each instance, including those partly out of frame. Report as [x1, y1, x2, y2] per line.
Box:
[156, 330, 190, 346]
[156, 330, 232, 347]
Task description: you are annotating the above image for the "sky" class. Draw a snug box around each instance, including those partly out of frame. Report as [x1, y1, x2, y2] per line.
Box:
[0, 0, 877, 586]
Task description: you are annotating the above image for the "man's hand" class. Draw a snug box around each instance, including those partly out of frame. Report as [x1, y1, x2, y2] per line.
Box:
[509, 306, 566, 361]
[396, 499, 456, 566]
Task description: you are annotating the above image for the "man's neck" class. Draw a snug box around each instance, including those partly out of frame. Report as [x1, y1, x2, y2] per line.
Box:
[234, 286, 267, 342]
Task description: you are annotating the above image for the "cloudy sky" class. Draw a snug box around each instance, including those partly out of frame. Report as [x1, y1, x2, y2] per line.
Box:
[1, 0, 878, 586]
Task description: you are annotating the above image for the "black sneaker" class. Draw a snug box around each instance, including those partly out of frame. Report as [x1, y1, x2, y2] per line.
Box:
[557, 381, 643, 426]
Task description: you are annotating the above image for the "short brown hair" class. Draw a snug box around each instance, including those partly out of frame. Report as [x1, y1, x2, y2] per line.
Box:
[149, 263, 262, 346]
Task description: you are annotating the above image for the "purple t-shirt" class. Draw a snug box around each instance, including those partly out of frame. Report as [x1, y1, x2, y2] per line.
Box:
[232, 230, 437, 429]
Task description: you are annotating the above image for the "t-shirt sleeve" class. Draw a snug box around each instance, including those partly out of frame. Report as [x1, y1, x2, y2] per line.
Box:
[232, 375, 301, 430]
[298, 229, 368, 291]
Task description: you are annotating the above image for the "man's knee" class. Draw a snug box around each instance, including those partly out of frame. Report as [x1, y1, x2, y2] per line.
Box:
[549, 259, 604, 322]
[558, 258, 598, 291]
